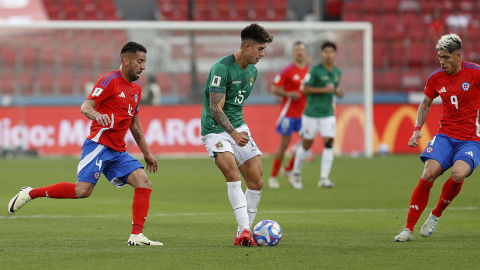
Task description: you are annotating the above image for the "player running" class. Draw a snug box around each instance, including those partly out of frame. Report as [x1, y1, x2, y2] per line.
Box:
[288, 41, 344, 189]
[395, 34, 480, 242]
[268, 41, 309, 189]
[7, 42, 162, 246]
[200, 24, 273, 246]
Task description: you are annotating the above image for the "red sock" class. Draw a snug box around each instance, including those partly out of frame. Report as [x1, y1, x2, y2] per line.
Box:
[29, 182, 76, 199]
[270, 158, 282, 177]
[284, 155, 295, 171]
[431, 178, 463, 217]
[405, 178, 433, 232]
[132, 187, 151, 235]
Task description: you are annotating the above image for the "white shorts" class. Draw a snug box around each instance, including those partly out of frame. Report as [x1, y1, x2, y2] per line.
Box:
[299, 115, 336, 140]
[201, 125, 262, 167]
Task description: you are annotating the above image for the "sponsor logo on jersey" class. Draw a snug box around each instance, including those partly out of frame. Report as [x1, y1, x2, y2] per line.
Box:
[462, 82, 471, 91]
[321, 76, 329, 80]
[215, 141, 223, 150]
[212, 75, 221, 87]
[426, 146, 433, 153]
[94, 171, 101, 180]
[250, 77, 253, 86]
[465, 151, 473, 157]
[232, 81, 241, 84]
[119, 92, 126, 98]
[134, 93, 138, 103]
[293, 74, 300, 81]
[439, 86, 446, 93]
[92, 87, 103, 97]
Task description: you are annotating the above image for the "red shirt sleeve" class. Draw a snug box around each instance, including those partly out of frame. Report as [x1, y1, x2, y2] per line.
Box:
[272, 72, 287, 87]
[424, 73, 439, 99]
[87, 76, 115, 105]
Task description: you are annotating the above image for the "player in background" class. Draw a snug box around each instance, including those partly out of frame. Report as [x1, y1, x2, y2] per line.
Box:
[395, 34, 480, 242]
[200, 24, 273, 246]
[268, 41, 309, 189]
[7, 42, 162, 246]
[288, 41, 344, 189]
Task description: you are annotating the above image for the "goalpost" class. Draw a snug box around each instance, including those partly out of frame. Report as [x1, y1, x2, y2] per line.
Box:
[0, 21, 373, 158]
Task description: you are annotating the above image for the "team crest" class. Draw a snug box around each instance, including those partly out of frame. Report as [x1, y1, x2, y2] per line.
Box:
[249, 77, 253, 86]
[94, 171, 101, 180]
[426, 146, 434, 153]
[134, 93, 138, 102]
[215, 141, 223, 150]
[462, 82, 471, 91]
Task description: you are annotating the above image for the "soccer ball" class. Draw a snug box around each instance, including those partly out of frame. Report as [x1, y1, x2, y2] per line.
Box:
[253, 220, 282, 246]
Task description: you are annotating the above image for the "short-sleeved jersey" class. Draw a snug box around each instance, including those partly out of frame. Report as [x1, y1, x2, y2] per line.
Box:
[303, 63, 342, 118]
[424, 61, 480, 141]
[201, 54, 258, 135]
[273, 63, 309, 118]
[86, 70, 141, 152]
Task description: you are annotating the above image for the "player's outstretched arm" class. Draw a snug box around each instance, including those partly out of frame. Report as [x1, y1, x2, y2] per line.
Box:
[80, 99, 111, 126]
[408, 95, 433, 148]
[129, 114, 158, 173]
[209, 92, 249, 147]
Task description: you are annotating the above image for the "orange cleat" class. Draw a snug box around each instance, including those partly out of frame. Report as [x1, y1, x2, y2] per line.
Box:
[234, 229, 253, 246]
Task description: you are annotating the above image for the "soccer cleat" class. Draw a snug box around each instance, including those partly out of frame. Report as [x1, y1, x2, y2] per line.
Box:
[420, 212, 440, 237]
[287, 173, 303, 189]
[268, 177, 280, 188]
[318, 178, 335, 188]
[234, 229, 252, 246]
[394, 228, 413, 242]
[8, 186, 33, 215]
[127, 233, 163, 246]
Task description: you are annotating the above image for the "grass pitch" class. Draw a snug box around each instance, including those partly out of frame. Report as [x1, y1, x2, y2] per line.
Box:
[1, 155, 480, 269]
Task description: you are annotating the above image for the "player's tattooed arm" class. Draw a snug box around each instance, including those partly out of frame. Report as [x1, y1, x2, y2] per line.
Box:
[415, 95, 433, 127]
[210, 92, 236, 135]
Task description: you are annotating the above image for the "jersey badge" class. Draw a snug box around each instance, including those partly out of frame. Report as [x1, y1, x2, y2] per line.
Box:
[462, 82, 471, 91]
[94, 171, 101, 180]
[293, 74, 300, 81]
[439, 86, 446, 93]
[212, 76, 221, 87]
[92, 87, 103, 97]
[426, 146, 433, 153]
[215, 141, 223, 150]
[134, 93, 138, 103]
[250, 77, 253, 86]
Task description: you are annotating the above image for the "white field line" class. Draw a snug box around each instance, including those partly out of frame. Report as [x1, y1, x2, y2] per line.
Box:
[0, 207, 477, 220]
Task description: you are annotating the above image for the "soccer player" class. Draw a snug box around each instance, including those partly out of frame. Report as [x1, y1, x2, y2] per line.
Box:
[395, 34, 480, 242]
[200, 24, 273, 246]
[7, 41, 162, 246]
[268, 41, 310, 189]
[287, 41, 344, 189]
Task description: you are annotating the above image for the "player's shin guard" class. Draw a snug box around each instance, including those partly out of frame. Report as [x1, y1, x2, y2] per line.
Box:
[293, 146, 308, 174]
[29, 182, 77, 199]
[320, 148, 334, 179]
[406, 178, 433, 231]
[431, 178, 463, 217]
[132, 187, 151, 235]
[245, 188, 261, 228]
[227, 181, 249, 233]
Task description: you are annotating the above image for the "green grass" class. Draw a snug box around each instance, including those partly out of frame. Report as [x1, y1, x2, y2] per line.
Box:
[1, 155, 480, 269]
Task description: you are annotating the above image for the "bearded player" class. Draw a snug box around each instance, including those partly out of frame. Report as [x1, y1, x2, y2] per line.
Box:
[200, 24, 273, 246]
[268, 41, 309, 189]
[8, 42, 162, 246]
[395, 34, 480, 242]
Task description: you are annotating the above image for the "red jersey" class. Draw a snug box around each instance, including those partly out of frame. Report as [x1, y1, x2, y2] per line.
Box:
[424, 61, 480, 141]
[272, 63, 309, 118]
[86, 70, 142, 152]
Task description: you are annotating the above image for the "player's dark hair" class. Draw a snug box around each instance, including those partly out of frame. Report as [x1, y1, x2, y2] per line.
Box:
[321, 41, 337, 51]
[241, 23, 273, 44]
[293, 41, 306, 49]
[121, 41, 147, 55]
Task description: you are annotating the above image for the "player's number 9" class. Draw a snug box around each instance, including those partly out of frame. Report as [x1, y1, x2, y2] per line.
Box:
[450, 95, 458, 109]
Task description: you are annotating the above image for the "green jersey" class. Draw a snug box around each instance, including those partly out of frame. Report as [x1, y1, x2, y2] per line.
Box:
[201, 54, 258, 135]
[303, 63, 342, 118]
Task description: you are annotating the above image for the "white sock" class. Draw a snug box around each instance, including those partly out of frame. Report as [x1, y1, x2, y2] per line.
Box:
[293, 145, 308, 174]
[321, 148, 334, 179]
[245, 188, 262, 229]
[227, 181, 249, 234]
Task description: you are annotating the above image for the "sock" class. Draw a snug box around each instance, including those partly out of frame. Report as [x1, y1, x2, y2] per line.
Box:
[285, 155, 295, 171]
[227, 181, 249, 234]
[270, 158, 282, 177]
[320, 148, 334, 179]
[431, 178, 463, 217]
[245, 188, 262, 229]
[29, 182, 76, 199]
[405, 178, 433, 232]
[131, 187, 151, 235]
[293, 146, 308, 174]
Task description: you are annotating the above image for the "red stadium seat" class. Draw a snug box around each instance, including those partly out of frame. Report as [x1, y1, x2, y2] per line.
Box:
[37, 72, 56, 95]
[466, 24, 480, 42]
[363, 0, 381, 14]
[343, 0, 360, 14]
[175, 73, 192, 95]
[420, 0, 437, 14]
[20, 47, 37, 72]
[463, 43, 478, 63]
[408, 25, 427, 43]
[383, 0, 400, 14]
[57, 72, 74, 95]
[59, 47, 76, 71]
[19, 74, 34, 96]
[0, 73, 16, 95]
[407, 44, 426, 67]
[382, 69, 402, 92]
[1, 46, 17, 71]
[373, 72, 382, 92]
[402, 69, 423, 92]
[342, 12, 360, 21]
[78, 47, 94, 69]
[38, 47, 56, 71]
[97, 46, 115, 70]
[155, 73, 173, 95]
[373, 42, 387, 68]
[389, 44, 405, 67]
[77, 71, 95, 95]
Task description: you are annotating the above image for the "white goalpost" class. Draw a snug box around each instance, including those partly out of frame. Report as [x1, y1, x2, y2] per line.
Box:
[0, 21, 373, 157]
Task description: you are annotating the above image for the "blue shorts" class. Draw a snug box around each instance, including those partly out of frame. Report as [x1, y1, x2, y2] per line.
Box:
[420, 134, 480, 177]
[77, 139, 144, 188]
[276, 117, 302, 136]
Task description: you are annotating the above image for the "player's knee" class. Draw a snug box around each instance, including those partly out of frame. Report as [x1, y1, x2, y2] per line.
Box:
[224, 170, 240, 182]
[324, 138, 334, 148]
[450, 170, 467, 182]
[421, 171, 438, 183]
[75, 189, 92, 199]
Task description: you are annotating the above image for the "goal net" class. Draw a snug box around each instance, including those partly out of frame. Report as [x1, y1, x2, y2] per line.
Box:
[0, 21, 372, 157]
